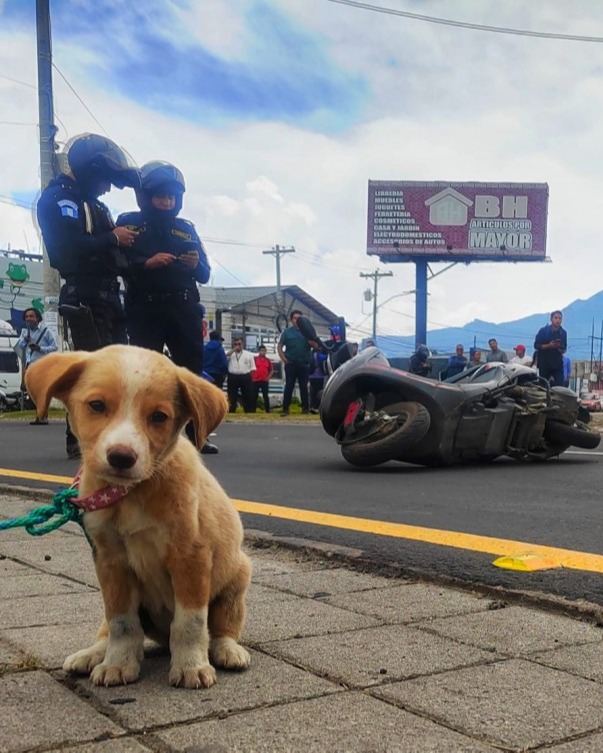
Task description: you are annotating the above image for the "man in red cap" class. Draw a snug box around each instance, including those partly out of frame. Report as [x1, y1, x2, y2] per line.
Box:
[511, 344, 533, 367]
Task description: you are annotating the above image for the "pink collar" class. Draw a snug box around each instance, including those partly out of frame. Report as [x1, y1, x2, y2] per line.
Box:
[69, 469, 131, 512]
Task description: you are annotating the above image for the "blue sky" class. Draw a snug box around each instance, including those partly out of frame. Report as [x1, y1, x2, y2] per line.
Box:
[2, 0, 603, 347]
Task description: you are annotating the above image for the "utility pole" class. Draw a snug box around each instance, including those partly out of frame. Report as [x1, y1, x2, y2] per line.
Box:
[263, 244, 295, 313]
[36, 0, 60, 345]
[360, 269, 393, 340]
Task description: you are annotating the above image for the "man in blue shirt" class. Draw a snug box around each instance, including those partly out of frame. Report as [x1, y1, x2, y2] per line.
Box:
[17, 307, 58, 425]
[17, 308, 58, 368]
[445, 344, 467, 378]
[534, 310, 567, 387]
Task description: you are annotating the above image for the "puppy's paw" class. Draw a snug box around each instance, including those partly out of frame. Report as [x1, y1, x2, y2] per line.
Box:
[169, 663, 217, 689]
[63, 645, 106, 675]
[90, 661, 140, 686]
[210, 637, 251, 671]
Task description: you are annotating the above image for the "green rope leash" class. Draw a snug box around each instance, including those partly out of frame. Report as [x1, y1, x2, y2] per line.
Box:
[0, 488, 84, 536]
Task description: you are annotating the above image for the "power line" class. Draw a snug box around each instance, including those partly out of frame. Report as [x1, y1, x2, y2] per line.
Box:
[327, 0, 603, 43]
[52, 63, 109, 136]
[0, 74, 37, 89]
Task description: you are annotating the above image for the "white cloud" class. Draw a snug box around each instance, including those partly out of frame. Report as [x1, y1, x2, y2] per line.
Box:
[2, 1, 603, 346]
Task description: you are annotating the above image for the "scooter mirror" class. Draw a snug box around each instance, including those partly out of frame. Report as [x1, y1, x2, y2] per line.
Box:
[296, 315, 321, 343]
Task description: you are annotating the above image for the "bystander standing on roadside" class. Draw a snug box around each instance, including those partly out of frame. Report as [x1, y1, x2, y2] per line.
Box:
[252, 345, 274, 413]
[16, 307, 58, 425]
[534, 310, 567, 387]
[469, 349, 482, 367]
[486, 338, 508, 363]
[563, 354, 572, 388]
[36, 133, 140, 458]
[445, 344, 467, 378]
[204, 331, 228, 389]
[510, 344, 533, 367]
[309, 349, 327, 413]
[278, 310, 312, 416]
[226, 338, 256, 413]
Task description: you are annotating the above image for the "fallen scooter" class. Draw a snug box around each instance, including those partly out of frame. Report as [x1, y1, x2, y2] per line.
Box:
[317, 345, 601, 468]
[0, 386, 35, 413]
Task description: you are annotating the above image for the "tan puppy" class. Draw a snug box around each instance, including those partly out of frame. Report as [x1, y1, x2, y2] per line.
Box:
[26, 344, 251, 689]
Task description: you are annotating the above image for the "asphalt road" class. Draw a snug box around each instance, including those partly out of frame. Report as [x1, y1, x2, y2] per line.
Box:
[1, 418, 602, 606]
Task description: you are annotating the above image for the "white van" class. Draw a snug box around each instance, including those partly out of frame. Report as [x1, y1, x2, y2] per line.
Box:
[0, 328, 23, 394]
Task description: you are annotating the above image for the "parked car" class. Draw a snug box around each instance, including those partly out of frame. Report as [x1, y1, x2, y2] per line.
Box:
[579, 392, 602, 412]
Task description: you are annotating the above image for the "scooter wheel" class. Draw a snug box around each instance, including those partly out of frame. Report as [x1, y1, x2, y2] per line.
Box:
[341, 401, 430, 468]
[543, 420, 601, 450]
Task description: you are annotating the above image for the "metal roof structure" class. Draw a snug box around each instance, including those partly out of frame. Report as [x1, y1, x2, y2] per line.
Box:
[207, 285, 340, 325]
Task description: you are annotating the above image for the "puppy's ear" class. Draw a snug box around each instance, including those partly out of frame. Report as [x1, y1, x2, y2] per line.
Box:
[177, 368, 228, 448]
[25, 351, 90, 419]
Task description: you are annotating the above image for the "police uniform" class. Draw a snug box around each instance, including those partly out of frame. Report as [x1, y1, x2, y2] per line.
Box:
[37, 174, 128, 349]
[116, 211, 210, 375]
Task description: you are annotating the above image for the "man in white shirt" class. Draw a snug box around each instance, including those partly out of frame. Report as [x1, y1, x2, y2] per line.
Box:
[510, 344, 533, 367]
[226, 338, 256, 412]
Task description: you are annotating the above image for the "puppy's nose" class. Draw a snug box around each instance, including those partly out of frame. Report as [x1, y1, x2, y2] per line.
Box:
[107, 447, 138, 470]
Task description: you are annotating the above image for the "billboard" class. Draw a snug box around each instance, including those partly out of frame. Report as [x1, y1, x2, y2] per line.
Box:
[367, 181, 548, 262]
[0, 252, 44, 331]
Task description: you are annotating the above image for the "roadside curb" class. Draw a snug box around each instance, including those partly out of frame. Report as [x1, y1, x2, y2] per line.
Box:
[3, 481, 602, 628]
[244, 528, 603, 627]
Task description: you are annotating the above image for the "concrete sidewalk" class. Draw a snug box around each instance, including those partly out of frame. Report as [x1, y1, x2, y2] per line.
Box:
[2, 490, 603, 753]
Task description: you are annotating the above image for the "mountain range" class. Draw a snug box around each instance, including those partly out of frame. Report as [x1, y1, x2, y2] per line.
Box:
[372, 290, 603, 361]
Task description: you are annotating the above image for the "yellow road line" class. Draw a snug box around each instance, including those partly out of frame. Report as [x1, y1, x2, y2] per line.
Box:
[0, 469, 72, 484]
[1, 468, 602, 574]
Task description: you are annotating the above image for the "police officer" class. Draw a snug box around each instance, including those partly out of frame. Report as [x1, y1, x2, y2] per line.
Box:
[36, 132, 140, 458]
[409, 344, 432, 377]
[116, 160, 218, 454]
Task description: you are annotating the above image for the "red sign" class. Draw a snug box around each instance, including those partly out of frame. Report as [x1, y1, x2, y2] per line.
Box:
[367, 181, 548, 262]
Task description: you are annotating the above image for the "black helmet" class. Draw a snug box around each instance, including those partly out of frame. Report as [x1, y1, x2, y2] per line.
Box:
[137, 161, 185, 217]
[415, 344, 430, 360]
[140, 161, 185, 195]
[67, 133, 140, 194]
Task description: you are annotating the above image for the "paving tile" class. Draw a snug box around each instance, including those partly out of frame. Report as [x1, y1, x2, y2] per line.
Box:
[1, 495, 63, 519]
[325, 582, 492, 623]
[424, 605, 602, 654]
[157, 692, 498, 752]
[0, 558, 30, 576]
[0, 538, 98, 586]
[0, 670, 123, 752]
[533, 640, 603, 683]
[246, 547, 321, 577]
[254, 566, 403, 597]
[78, 650, 339, 730]
[1, 621, 104, 669]
[544, 732, 603, 751]
[48, 742, 152, 753]
[375, 658, 603, 750]
[0, 572, 97, 599]
[245, 584, 379, 643]
[0, 641, 24, 670]
[260, 624, 498, 688]
[0, 590, 104, 629]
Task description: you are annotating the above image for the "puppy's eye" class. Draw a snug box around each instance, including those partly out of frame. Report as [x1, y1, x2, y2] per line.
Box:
[151, 411, 168, 424]
[89, 400, 105, 413]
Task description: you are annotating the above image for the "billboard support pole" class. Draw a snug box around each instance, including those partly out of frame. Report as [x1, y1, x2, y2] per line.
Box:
[415, 259, 427, 347]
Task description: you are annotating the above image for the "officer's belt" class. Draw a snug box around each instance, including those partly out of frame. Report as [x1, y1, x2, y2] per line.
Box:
[64, 277, 120, 293]
[132, 289, 199, 304]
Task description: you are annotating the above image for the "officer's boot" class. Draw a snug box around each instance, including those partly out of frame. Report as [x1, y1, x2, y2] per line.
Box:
[184, 420, 219, 455]
[66, 419, 81, 459]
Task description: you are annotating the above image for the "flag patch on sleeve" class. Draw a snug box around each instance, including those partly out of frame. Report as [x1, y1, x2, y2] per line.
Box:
[57, 199, 79, 218]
